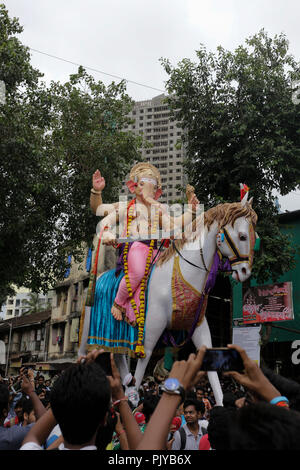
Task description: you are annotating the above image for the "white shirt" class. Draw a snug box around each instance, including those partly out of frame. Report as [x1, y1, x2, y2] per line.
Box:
[20, 441, 97, 450]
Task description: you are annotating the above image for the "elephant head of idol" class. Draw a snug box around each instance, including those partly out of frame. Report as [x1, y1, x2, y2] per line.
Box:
[126, 162, 162, 203]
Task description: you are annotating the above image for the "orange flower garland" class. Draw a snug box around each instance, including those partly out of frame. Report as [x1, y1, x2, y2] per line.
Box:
[123, 199, 159, 358]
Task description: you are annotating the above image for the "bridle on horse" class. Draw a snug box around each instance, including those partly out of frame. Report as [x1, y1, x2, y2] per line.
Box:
[171, 224, 254, 273]
[220, 227, 253, 268]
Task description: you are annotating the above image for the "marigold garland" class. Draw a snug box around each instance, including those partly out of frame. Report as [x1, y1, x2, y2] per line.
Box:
[123, 199, 159, 358]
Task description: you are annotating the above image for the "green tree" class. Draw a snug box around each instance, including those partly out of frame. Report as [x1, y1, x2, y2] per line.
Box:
[0, 4, 141, 300]
[47, 67, 142, 256]
[22, 292, 44, 315]
[161, 30, 300, 283]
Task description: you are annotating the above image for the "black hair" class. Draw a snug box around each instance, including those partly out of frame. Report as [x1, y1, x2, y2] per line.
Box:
[22, 396, 34, 416]
[207, 406, 235, 450]
[148, 381, 156, 389]
[0, 384, 9, 419]
[186, 390, 197, 401]
[95, 408, 118, 451]
[15, 397, 26, 409]
[222, 392, 237, 408]
[41, 397, 50, 408]
[50, 362, 111, 446]
[183, 398, 205, 415]
[142, 394, 160, 423]
[230, 402, 300, 450]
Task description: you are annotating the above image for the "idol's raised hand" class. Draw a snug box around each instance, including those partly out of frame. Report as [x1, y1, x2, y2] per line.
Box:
[92, 169, 106, 192]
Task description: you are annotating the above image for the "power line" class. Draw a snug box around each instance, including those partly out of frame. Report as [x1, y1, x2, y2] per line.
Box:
[29, 47, 165, 93]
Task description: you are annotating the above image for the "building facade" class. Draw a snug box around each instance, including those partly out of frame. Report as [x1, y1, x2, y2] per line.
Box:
[0, 309, 51, 376]
[0, 237, 115, 375]
[121, 93, 186, 205]
[1, 287, 53, 320]
[232, 210, 300, 380]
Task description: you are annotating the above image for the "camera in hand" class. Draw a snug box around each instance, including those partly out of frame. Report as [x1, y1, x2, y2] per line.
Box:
[201, 348, 244, 372]
[94, 352, 113, 376]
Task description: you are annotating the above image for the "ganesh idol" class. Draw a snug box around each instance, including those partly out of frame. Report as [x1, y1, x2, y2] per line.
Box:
[90, 162, 200, 328]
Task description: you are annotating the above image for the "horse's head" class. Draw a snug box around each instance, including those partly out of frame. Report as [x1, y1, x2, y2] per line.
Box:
[216, 193, 258, 283]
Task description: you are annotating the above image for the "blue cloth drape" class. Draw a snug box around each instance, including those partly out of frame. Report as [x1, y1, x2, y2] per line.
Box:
[88, 269, 139, 357]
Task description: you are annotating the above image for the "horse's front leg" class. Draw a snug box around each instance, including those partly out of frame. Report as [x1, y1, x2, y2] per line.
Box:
[134, 309, 168, 390]
[191, 317, 223, 406]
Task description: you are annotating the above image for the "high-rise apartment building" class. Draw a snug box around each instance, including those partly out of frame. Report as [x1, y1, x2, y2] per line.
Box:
[121, 93, 186, 205]
[1, 287, 53, 320]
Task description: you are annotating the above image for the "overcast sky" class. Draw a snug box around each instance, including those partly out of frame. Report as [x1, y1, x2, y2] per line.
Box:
[3, 0, 300, 211]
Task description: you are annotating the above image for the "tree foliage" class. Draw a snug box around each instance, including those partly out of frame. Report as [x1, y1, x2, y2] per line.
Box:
[0, 4, 142, 300]
[22, 292, 49, 315]
[161, 30, 300, 283]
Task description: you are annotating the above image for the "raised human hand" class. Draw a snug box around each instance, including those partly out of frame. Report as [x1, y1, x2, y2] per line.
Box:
[106, 354, 125, 401]
[223, 344, 280, 402]
[77, 348, 105, 365]
[93, 169, 106, 192]
[168, 346, 207, 391]
[20, 368, 35, 395]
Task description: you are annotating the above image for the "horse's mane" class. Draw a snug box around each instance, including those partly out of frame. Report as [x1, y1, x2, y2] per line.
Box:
[157, 201, 258, 266]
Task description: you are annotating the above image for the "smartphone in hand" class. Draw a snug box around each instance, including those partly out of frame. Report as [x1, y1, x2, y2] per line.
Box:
[94, 352, 113, 376]
[201, 348, 244, 372]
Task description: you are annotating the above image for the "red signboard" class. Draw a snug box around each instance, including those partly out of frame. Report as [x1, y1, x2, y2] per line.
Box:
[243, 282, 294, 324]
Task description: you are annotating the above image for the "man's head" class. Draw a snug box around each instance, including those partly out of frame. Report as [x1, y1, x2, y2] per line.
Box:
[50, 362, 111, 446]
[37, 375, 44, 387]
[22, 397, 36, 425]
[142, 394, 160, 423]
[14, 397, 26, 423]
[195, 387, 204, 401]
[207, 406, 234, 450]
[230, 402, 300, 450]
[183, 399, 205, 425]
[123, 373, 135, 388]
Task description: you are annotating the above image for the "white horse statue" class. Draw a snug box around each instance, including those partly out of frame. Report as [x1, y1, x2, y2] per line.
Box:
[78, 193, 257, 406]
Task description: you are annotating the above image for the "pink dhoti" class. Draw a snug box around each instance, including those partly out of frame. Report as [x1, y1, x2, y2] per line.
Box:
[114, 241, 158, 325]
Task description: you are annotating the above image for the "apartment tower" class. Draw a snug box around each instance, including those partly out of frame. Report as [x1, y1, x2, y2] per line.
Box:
[121, 93, 186, 205]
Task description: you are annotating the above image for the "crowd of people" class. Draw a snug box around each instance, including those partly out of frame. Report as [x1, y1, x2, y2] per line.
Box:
[1, 344, 300, 451]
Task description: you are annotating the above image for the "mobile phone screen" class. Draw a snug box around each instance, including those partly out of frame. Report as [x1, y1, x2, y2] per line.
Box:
[95, 352, 113, 376]
[201, 348, 244, 372]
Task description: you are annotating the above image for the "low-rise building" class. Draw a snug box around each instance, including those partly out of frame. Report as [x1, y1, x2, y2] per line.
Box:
[0, 309, 51, 376]
[1, 287, 53, 320]
[0, 238, 115, 375]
